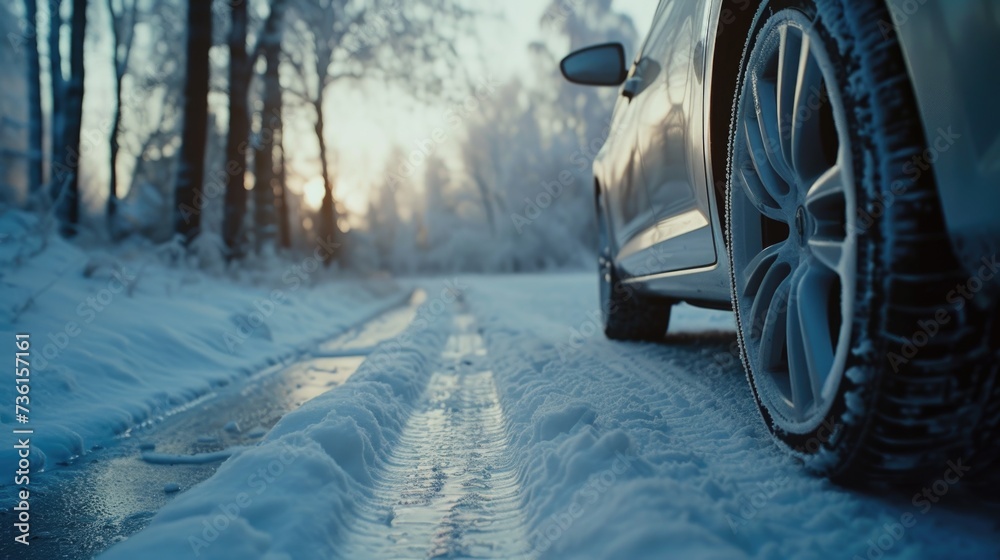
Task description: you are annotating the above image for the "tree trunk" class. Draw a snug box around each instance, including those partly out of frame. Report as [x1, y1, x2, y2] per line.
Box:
[107, 71, 124, 228]
[173, 0, 212, 243]
[251, 0, 285, 253]
[275, 90, 290, 249]
[221, 0, 250, 256]
[24, 0, 44, 196]
[276, 128, 291, 249]
[471, 172, 497, 237]
[47, 0, 63, 202]
[252, 144, 274, 253]
[105, 0, 135, 233]
[313, 100, 338, 265]
[253, 43, 281, 253]
[54, 0, 86, 237]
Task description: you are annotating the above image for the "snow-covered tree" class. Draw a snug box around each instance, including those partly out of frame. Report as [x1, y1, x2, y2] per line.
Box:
[364, 1, 639, 273]
[252, 0, 290, 252]
[105, 0, 139, 230]
[284, 0, 472, 264]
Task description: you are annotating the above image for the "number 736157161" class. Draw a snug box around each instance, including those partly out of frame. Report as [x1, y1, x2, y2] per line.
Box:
[15, 334, 30, 424]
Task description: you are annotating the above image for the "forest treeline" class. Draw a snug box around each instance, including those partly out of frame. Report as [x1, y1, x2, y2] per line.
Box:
[1, 0, 640, 273]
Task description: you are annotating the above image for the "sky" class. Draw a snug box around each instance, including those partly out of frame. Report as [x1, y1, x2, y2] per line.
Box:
[295, 0, 660, 218]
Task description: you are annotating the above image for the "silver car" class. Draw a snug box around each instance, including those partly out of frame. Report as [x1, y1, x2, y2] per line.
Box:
[560, 0, 999, 482]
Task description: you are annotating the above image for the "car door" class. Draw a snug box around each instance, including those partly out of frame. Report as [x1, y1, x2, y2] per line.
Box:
[629, 0, 718, 274]
[598, 51, 663, 278]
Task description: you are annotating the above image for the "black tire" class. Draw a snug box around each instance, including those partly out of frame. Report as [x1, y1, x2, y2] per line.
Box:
[596, 192, 673, 342]
[600, 258, 673, 342]
[726, 0, 1000, 482]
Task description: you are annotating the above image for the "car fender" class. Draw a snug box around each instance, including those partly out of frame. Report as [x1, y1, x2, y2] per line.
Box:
[888, 0, 1000, 289]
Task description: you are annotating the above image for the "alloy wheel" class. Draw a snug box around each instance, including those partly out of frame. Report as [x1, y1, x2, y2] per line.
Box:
[730, 9, 857, 432]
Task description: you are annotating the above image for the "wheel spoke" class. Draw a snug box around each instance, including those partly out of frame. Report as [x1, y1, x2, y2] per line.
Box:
[752, 74, 795, 188]
[785, 271, 809, 420]
[743, 242, 785, 298]
[776, 26, 803, 171]
[806, 159, 851, 273]
[791, 36, 827, 182]
[807, 238, 844, 272]
[804, 160, 846, 216]
[801, 267, 835, 399]
[738, 161, 785, 221]
[743, 108, 791, 210]
[758, 276, 791, 374]
[747, 245, 792, 341]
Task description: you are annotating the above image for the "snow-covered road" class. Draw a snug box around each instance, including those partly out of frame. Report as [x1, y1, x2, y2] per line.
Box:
[23, 274, 1000, 559]
[341, 311, 528, 558]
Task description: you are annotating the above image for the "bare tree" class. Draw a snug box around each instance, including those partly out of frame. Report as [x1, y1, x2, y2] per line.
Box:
[118, 0, 184, 239]
[252, 0, 288, 252]
[283, 3, 340, 261]
[221, 0, 251, 255]
[285, 0, 473, 264]
[47, 0, 63, 204]
[105, 0, 139, 230]
[51, 0, 87, 237]
[173, 0, 211, 242]
[220, 0, 298, 256]
[276, 131, 291, 248]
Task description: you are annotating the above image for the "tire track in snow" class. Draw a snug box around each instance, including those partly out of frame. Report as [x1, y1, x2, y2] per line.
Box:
[343, 312, 530, 559]
[461, 276, 1000, 559]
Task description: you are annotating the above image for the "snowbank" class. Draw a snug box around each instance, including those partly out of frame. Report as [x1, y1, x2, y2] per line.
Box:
[0, 211, 407, 474]
[99, 292, 452, 559]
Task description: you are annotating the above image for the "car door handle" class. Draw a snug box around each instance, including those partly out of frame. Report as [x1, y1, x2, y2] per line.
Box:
[622, 77, 641, 100]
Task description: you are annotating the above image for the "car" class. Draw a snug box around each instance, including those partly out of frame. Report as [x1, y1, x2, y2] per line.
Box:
[559, 0, 999, 482]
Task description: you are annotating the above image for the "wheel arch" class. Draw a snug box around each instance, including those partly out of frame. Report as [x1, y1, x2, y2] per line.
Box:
[707, 0, 762, 246]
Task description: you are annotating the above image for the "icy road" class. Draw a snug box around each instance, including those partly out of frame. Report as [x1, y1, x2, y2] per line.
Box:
[10, 275, 1000, 559]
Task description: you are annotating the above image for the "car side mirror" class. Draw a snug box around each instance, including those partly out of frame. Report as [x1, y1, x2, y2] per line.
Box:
[560, 43, 627, 87]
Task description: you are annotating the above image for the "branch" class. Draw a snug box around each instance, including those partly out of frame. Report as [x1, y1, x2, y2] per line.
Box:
[323, 69, 366, 87]
[282, 87, 313, 105]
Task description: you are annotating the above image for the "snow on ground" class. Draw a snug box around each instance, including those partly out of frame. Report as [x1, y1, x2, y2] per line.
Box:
[99, 281, 458, 559]
[467, 275, 997, 559]
[0, 211, 408, 474]
[75, 273, 1000, 558]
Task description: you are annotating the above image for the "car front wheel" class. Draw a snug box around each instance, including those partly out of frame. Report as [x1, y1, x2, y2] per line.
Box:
[726, 0, 999, 481]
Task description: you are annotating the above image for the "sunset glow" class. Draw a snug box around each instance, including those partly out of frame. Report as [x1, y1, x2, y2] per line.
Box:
[302, 176, 326, 210]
